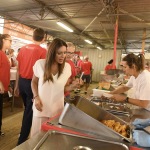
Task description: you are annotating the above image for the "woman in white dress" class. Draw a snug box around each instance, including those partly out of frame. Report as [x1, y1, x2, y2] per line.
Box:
[31, 38, 79, 137]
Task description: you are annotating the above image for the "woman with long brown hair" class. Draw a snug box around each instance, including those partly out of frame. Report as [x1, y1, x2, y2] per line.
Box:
[31, 38, 79, 137]
[0, 34, 12, 136]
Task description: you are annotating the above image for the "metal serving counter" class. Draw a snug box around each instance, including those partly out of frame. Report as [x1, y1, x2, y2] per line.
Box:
[13, 96, 150, 150]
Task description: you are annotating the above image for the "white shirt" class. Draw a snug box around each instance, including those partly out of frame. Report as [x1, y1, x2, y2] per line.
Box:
[33, 59, 71, 117]
[126, 70, 150, 111]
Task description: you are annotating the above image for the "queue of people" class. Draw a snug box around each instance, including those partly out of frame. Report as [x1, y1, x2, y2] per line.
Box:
[0, 29, 84, 145]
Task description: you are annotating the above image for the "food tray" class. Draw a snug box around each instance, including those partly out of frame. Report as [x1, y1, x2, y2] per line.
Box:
[33, 131, 129, 150]
[61, 96, 132, 142]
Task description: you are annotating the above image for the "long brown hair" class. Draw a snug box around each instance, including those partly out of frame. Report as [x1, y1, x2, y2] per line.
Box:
[0, 34, 11, 50]
[43, 38, 67, 83]
[123, 53, 145, 72]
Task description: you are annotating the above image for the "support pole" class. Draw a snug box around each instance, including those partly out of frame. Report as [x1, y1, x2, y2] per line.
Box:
[141, 28, 146, 54]
[113, 8, 119, 68]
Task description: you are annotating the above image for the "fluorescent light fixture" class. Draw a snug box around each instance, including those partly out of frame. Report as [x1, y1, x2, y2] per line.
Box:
[97, 46, 102, 50]
[57, 22, 73, 32]
[84, 39, 92, 44]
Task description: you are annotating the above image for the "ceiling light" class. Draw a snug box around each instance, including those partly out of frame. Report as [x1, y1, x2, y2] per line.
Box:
[97, 46, 102, 50]
[57, 22, 73, 32]
[84, 39, 92, 44]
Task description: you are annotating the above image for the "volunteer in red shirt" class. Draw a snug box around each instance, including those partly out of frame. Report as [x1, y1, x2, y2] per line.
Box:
[14, 28, 47, 145]
[0, 34, 12, 136]
[105, 59, 116, 74]
[65, 42, 76, 98]
[81, 56, 92, 94]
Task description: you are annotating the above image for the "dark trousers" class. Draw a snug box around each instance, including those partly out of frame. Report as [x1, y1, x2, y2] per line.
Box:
[0, 94, 3, 131]
[17, 77, 33, 145]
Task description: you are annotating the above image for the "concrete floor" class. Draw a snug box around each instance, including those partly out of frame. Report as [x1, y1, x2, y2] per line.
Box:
[0, 82, 98, 150]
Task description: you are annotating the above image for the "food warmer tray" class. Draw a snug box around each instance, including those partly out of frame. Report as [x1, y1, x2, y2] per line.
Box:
[90, 97, 131, 116]
[61, 96, 132, 143]
[33, 131, 129, 150]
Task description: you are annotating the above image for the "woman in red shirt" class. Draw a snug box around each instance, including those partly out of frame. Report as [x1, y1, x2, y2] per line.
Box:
[0, 34, 12, 136]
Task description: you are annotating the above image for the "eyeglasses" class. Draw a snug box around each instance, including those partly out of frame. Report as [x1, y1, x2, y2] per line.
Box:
[66, 52, 74, 55]
[4, 39, 12, 43]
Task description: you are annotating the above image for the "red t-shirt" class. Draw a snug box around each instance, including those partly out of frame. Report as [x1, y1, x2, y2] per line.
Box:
[105, 64, 116, 71]
[17, 44, 47, 79]
[66, 60, 76, 78]
[81, 61, 92, 75]
[0, 51, 10, 91]
[65, 60, 76, 96]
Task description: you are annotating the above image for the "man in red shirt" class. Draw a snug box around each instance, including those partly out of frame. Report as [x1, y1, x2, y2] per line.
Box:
[65, 42, 76, 98]
[14, 28, 47, 145]
[104, 59, 116, 74]
[81, 56, 92, 94]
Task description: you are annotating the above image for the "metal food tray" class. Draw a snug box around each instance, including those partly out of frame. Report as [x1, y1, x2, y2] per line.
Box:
[91, 97, 131, 116]
[33, 131, 129, 150]
[61, 96, 132, 143]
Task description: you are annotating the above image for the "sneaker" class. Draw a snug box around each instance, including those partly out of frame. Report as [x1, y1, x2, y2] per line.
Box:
[0, 131, 5, 136]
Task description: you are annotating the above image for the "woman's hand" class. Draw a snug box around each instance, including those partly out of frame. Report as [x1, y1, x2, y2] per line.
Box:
[72, 78, 80, 89]
[111, 94, 126, 102]
[0, 82, 4, 94]
[34, 96, 43, 112]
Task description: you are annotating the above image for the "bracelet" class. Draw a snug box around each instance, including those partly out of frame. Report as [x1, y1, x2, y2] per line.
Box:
[124, 97, 129, 103]
[33, 95, 39, 100]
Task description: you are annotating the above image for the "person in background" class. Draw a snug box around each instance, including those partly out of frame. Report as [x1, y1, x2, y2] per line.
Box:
[145, 62, 150, 72]
[46, 41, 51, 50]
[110, 53, 150, 111]
[65, 42, 77, 98]
[7, 49, 17, 67]
[14, 28, 47, 145]
[75, 55, 82, 77]
[104, 59, 116, 74]
[80, 56, 92, 94]
[31, 38, 79, 137]
[0, 34, 12, 136]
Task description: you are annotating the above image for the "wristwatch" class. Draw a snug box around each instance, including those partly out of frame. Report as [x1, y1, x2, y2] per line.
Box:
[124, 97, 129, 103]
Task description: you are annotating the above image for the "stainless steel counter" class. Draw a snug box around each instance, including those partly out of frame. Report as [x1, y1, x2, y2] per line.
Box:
[13, 107, 150, 150]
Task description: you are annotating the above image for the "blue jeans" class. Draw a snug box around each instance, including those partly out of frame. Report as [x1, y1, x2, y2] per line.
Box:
[17, 77, 33, 145]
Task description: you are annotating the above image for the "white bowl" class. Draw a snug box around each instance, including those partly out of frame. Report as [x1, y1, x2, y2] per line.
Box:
[92, 89, 110, 97]
[92, 89, 103, 97]
[102, 92, 113, 98]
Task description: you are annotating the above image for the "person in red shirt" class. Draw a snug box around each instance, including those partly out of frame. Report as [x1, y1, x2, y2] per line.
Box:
[14, 28, 47, 145]
[0, 34, 12, 136]
[65, 42, 77, 98]
[75, 55, 83, 77]
[80, 56, 92, 94]
[104, 59, 116, 74]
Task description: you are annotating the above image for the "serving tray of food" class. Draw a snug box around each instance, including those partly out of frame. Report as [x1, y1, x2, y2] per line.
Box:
[62, 96, 132, 143]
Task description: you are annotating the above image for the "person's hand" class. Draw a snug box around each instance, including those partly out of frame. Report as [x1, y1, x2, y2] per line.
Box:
[79, 78, 84, 86]
[14, 86, 19, 97]
[0, 82, 4, 94]
[133, 129, 150, 147]
[132, 118, 150, 129]
[34, 97, 43, 112]
[111, 94, 126, 102]
[72, 78, 80, 89]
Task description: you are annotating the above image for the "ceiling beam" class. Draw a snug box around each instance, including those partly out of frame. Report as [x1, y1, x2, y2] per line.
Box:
[33, 0, 104, 48]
